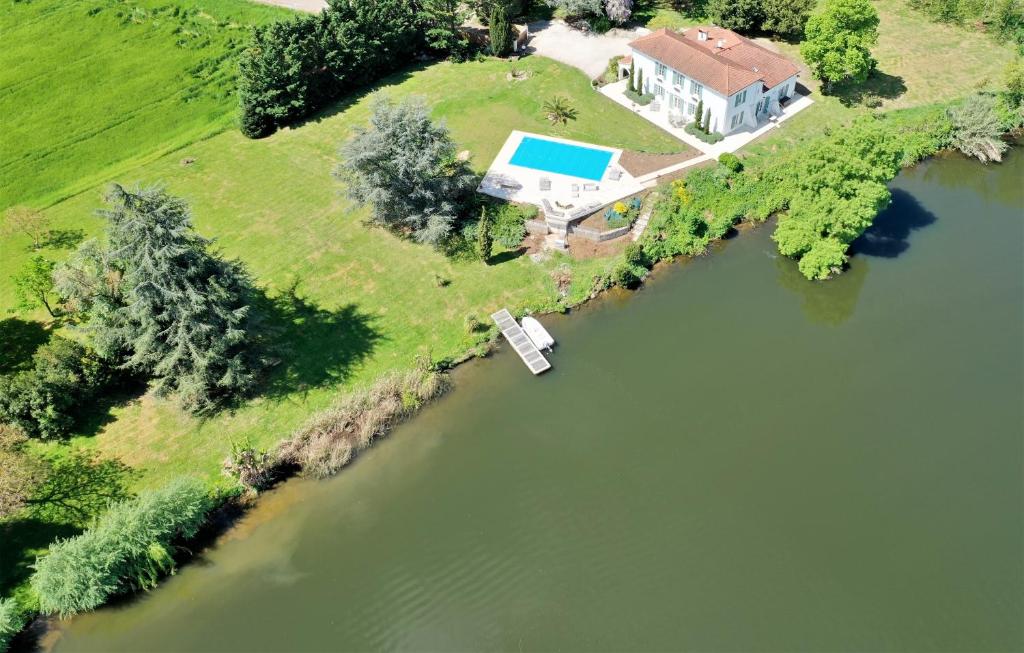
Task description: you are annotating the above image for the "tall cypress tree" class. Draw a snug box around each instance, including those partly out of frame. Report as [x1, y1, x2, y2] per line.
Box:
[628, 60, 635, 93]
[636, 68, 644, 95]
[96, 184, 261, 412]
[693, 98, 704, 130]
[489, 5, 512, 57]
[477, 206, 493, 262]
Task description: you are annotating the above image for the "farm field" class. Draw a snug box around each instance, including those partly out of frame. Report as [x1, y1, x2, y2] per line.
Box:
[0, 0, 289, 211]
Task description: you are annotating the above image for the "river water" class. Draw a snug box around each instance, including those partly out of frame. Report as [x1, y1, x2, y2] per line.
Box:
[46, 151, 1023, 652]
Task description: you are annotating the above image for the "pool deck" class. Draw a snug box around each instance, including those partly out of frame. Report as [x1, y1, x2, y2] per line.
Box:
[479, 131, 646, 218]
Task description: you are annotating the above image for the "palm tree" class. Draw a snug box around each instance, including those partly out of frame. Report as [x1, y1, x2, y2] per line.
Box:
[542, 96, 578, 125]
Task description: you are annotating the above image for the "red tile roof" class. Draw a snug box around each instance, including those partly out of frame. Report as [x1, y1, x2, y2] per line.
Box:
[628, 26, 799, 96]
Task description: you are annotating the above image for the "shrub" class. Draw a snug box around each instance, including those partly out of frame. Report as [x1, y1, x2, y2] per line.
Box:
[685, 122, 724, 143]
[0, 336, 116, 439]
[277, 368, 450, 478]
[493, 204, 529, 249]
[223, 440, 275, 492]
[0, 597, 26, 652]
[31, 477, 212, 618]
[718, 152, 743, 173]
[624, 88, 654, 105]
[948, 93, 1009, 162]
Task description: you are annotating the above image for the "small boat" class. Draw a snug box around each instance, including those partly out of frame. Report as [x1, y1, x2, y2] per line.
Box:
[520, 316, 554, 352]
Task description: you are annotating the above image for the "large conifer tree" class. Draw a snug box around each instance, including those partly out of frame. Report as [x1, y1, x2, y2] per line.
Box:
[94, 184, 260, 412]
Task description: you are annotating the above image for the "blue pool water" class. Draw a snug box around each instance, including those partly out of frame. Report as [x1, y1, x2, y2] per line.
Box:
[508, 136, 613, 181]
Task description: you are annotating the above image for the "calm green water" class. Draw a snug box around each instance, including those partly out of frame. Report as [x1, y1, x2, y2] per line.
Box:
[47, 151, 1023, 652]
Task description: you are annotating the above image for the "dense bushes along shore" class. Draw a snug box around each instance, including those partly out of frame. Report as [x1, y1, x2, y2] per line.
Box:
[630, 67, 1023, 281]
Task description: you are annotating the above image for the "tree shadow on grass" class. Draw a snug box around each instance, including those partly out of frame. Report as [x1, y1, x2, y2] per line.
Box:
[0, 517, 81, 597]
[289, 65, 422, 132]
[489, 247, 528, 265]
[254, 283, 384, 402]
[0, 318, 50, 375]
[833, 70, 907, 107]
[37, 228, 86, 251]
[850, 188, 936, 259]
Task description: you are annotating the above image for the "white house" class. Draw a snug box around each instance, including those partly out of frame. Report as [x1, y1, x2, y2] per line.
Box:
[620, 26, 800, 135]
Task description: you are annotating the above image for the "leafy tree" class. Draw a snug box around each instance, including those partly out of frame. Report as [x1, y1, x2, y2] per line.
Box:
[31, 477, 212, 618]
[12, 255, 57, 317]
[474, 0, 525, 23]
[336, 95, 477, 246]
[0, 425, 48, 519]
[800, 0, 879, 92]
[761, 0, 816, 37]
[706, 0, 763, 32]
[605, 0, 633, 24]
[543, 0, 604, 17]
[543, 95, 579, 124]
[948, 94, 1009, 163]
[87, 184, 262, 412]
[420, 0, 469, 56]
[477, 207, 494, 262]
[0, 337, 115, 439]
[237, 0, 423, 138]
[2, 206, 50, 250]
[489, 5, 513, 56]
[998, 58, 1024, 127]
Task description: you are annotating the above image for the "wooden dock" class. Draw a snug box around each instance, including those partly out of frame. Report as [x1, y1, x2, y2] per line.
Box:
[491, 309, 551, 375]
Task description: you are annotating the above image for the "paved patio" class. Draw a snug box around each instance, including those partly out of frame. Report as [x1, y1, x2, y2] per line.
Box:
[598, 79, 814, 157]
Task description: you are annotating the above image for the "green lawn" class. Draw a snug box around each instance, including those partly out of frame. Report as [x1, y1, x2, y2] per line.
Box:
[3, 55, 682, 492]
[0, 0, 289, 211]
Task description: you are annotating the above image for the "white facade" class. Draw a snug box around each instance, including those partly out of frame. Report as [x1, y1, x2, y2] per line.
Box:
[624, 52, 798, 136]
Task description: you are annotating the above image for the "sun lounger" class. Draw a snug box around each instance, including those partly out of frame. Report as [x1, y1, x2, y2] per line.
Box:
[571, 183, 580, 198]
[582, 183, 599, 192]
[539, 177, 552, 191]
[607, 168, 622, 181]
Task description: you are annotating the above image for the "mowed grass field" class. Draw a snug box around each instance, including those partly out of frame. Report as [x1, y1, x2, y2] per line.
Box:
[743, 0, 1015, 160]
[0, 0, 289, 210]
[3, 55, 683, 494]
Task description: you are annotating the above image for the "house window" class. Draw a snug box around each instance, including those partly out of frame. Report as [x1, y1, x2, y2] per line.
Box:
[672, 71, 685, 87]
[686, 101, 696, 116]
[669, 94, 682, 109]
[730, 111, 745, 129]
[689, 80, 703, 97]
[655, 62, 667, 78]
[733, 90, 747, 107]
[654, 84, 665, 97]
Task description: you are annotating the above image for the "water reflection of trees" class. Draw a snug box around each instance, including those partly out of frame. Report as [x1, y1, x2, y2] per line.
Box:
[916, 148, 1024, 210]
[776, 253, 868, 326]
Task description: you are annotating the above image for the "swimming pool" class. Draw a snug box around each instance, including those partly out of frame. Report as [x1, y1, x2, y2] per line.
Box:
[508, 136, 613, 181]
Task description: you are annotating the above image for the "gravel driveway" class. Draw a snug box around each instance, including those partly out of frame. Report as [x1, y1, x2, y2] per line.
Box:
[526, 20, 649, 79]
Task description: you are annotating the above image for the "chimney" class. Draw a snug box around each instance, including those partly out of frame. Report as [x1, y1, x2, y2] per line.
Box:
[716, 38, 725, 48]
[698, 29, 708, 41]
